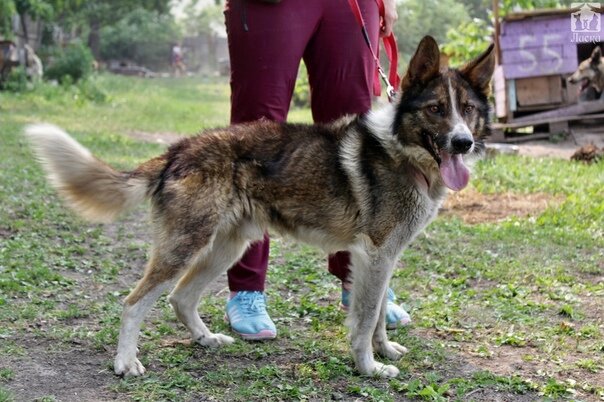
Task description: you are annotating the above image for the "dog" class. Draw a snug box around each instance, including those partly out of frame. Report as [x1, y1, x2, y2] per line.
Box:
[26, 36, 495, 379]
[568, 46, 604, 101]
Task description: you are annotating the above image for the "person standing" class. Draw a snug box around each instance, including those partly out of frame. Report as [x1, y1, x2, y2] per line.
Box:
[223, 0, 410, 340]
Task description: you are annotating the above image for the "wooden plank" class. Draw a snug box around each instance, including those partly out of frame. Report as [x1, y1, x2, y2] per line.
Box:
[502, 45, 565, 64]
[511, 100, 604, 124]
[494, 65, 507, 118]
[493, 112, 604, 130]
[549, 121, 569, 133]
[503, 8, 576, 22]
[516, 76, 562, 106]
[500, 19, 571, 49]
[500, 17, 569, 43]
[501, 133, 552, 143]
[503, 57, 577, 79]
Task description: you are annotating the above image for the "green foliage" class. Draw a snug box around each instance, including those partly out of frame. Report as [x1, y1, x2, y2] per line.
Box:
[100, 8, 181, 69]
[181, 3, 223, 36]
[442, 18, 493, 67]
[395, 0, 470, 62]
[0, 0, 16, 37]
[499, 0, 567, 16]
[1, 66, 29, 92]
[0, 386, 14, 402]
[292, 62, 310, 108]
[44, 42, 93, 83]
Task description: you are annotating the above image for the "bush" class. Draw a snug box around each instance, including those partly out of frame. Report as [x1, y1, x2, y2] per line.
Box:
[292, 63, 310, 108]
[2, 67, 29, 92]
[100, 8, 181, 70]
[45, 43, 94, 84]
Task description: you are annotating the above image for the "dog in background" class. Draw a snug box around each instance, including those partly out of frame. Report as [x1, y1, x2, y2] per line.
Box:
[26, 36, 495, 379]
[568, 46, 604, 101]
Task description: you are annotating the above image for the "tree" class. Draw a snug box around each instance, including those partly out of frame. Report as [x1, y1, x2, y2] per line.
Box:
[0, 0, 16, 37]
[100, 7, 181, 69]
[64, 0, 171, 59]
[394, 0, 470, 62]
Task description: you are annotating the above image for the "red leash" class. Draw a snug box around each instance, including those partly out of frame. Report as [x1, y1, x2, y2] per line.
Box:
[347, 0, 400, 101]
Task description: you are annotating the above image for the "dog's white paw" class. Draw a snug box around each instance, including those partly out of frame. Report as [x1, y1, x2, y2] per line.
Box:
[195, 333, 235, 347]
[371, 362, 400, 378]
[114, 355, 146, 377]
[376, 341, 408, 361]
[362, 362, 399, 378]
[357, 359, 400, 378]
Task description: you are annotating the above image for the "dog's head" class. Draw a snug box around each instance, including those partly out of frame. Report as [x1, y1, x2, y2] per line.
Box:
[393, 36, 495, 191]
[568, 46, 603, 91]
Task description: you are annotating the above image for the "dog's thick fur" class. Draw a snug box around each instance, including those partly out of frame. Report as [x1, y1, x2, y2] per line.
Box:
[26, 36, 495, 379]
[568, 46, 604, 101]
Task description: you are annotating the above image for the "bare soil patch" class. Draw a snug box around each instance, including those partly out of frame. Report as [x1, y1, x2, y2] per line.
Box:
[441, 188, 564, 224]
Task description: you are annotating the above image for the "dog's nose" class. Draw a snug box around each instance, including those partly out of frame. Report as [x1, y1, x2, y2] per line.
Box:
[451, 135, 474, 154]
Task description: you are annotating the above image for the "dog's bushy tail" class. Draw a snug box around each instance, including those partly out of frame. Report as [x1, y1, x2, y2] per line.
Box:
[25, 124, 165, 223]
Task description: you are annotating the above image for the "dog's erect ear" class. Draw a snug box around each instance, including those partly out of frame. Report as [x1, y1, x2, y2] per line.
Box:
[401, 36, 440, 91]
[459, 44, 496, 93]
[591, 46, 602, 65]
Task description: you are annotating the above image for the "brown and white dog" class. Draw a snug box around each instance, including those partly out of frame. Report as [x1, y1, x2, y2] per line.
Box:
[26, 36, 495, 379]
[568, 46, 604, 101]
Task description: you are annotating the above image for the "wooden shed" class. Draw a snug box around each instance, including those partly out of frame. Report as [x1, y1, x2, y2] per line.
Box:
[494, 7, 604, 127]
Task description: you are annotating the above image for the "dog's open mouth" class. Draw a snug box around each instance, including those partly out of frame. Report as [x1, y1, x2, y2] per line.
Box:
[581, 77, 591, 91]
[422, 131, 470, 192]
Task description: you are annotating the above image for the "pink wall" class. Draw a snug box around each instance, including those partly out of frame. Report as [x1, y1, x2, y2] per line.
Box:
[500, 15, 579, 79]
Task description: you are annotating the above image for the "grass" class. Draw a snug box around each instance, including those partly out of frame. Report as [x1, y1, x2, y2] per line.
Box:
[0, 74, 603, 401]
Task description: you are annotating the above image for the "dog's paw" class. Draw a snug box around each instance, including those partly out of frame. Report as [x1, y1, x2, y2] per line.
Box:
[195, 333, 235, 347]
[376, 341, 408, 361]
[114, 355, 145, 377]
[371, 362, 400, 378]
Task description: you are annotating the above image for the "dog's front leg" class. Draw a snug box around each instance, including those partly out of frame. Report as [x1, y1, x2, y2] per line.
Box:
[372, 295, 408, 361]
[347, 250, 400, 378]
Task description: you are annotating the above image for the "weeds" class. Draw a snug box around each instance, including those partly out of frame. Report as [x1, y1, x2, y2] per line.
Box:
[0, 75, 602, 401]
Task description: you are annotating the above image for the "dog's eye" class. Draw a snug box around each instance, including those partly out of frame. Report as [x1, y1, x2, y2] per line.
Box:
[464, 104, 475, 114]
[428, 105, 441, 114]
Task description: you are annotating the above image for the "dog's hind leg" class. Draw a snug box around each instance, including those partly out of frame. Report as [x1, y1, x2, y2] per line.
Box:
[347, 249, 402, 378]
[114, 251, 181, 377]
[168, 231, 251, 347]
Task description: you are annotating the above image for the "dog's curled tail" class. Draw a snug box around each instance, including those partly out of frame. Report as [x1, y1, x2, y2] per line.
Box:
[25, 124, 164, 223]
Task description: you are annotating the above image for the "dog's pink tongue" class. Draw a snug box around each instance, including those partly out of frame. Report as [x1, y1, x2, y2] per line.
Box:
[440, 151, 470, 191]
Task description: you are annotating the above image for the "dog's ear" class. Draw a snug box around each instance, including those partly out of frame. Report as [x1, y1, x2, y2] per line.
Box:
[591, 46, 602, 65]
[459, 44, 496, 93]
[401, 36, 440, 91]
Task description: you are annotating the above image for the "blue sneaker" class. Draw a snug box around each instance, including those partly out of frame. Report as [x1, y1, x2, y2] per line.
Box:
[225, 291, 277, 340]
[341, 288, 411, 329]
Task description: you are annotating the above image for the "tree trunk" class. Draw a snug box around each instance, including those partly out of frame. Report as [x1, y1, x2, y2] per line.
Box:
[19, 13, 29, 43]
[88, 18, 101, 60]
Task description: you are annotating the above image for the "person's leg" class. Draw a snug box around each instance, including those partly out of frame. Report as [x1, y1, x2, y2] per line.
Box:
[304, 0, 410, 328]
[226, 0, 320, 124]
[303, 0, 378, 125]
[224, 0, 320, 339]
[304, 0, 379, 283]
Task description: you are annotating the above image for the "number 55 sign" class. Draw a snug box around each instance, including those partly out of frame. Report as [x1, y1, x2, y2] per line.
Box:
[500, 15, 579, 79]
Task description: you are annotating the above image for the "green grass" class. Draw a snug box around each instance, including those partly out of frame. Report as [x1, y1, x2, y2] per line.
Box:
[0, 74, 602, 401]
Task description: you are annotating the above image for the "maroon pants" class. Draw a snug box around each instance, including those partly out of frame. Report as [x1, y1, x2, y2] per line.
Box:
[225, 0, 380, 291]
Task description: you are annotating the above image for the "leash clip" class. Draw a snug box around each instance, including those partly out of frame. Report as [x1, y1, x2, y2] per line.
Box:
[377, 65, 396, 101]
